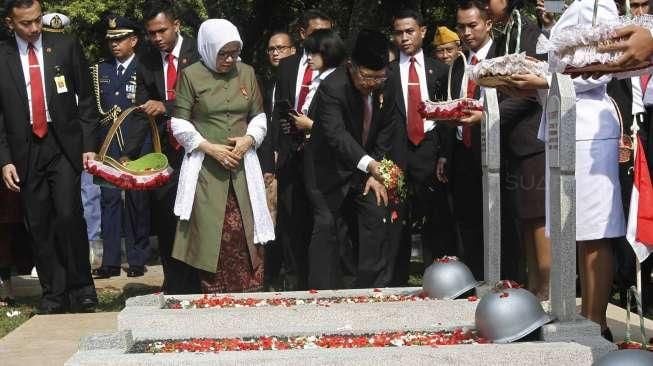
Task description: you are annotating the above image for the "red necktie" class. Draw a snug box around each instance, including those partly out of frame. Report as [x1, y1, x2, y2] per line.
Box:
[28, 43, 47, 138]
[362, 94, 372, 146]
[407, 57, 424, 146]
[166, 53, 177, 101]
[165, 53, 181, 150]
[462, 55, 479, 149]
[296, 63, 313, 111]
[641, 74, 651, 92]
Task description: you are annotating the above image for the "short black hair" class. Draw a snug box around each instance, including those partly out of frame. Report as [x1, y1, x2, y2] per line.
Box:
[4, 0, 37, 15]
[299, 9, 332, 30]
[269, 30, 293, 43]
[303, 28, 346, 69]
[457, 0, 490, 20]
[392, 8, 424, 27]
[142, 0, 178, 23]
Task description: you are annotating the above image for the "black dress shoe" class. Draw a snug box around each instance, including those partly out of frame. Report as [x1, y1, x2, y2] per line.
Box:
[126, 266, 145, 278]
[77, 297, 98, 313]
[34, 304, 66, 315]
[601, 327, 614, 343]
[92, 266, 121, 279]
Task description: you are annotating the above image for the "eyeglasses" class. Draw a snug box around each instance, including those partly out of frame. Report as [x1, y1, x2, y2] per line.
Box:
[218, 49, 241, 60]
[266, 45, 293, 54]
[355, 67, 387, 83]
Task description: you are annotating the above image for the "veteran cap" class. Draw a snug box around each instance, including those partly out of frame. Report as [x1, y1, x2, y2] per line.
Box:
[105, 16, 139, 40]
[432, 26, 460, 47]
[42, 12, 70, 32]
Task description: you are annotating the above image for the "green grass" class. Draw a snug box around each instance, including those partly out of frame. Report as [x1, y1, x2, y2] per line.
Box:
[0, 283, 159, 340]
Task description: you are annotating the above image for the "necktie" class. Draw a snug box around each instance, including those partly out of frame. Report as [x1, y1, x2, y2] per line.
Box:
[117, 64, 124, 77]
[362, 94, 373, 146]
[166, 53, 177, 101]
[296, 63, 313, 112]
[407, 57, 424, 146]
[462, 55, 479, 149]
[641, 74, 651, 92]
[28, 43, 47, 138]
[165, 53, 181, 150]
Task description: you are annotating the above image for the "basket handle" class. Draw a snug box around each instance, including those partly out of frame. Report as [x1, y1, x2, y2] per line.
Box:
[608, 96, 624, 138]
[97, 106, 162, 161]
[448, 51, 469, 101]
[625, 286, 648, 350]
[505, 9, 522, 55]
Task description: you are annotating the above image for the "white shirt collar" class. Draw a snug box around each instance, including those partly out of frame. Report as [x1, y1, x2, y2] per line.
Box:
[161, 34, 184, 60]
[470, 38, 493, 62]
[15, 34, 42, 53]
[399, 49, 425, 66]
[116, 53, 135, 71]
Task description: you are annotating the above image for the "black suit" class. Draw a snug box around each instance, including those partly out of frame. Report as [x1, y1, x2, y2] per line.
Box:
[386, 54, 455, 285]
[124, 37, 200, 294]
[271, 52, 312, 289]
[0, 33, 98, 311]
[304, 67, 399, 289]
[495, 17, 545, 282]
[446, 48, 494, 280]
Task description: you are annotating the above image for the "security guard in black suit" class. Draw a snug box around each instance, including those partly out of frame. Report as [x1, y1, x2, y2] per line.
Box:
[91, 16, 151, 279]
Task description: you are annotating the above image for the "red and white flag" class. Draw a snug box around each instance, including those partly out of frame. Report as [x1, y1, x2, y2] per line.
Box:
[626, 136, 653, 262]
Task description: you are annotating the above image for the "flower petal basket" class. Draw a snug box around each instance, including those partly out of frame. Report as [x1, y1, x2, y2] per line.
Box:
[541, 12, 653, 77]
[468, 53, 548, 88]
[419, 51, 483, 121]
[86, 106, 173, 190]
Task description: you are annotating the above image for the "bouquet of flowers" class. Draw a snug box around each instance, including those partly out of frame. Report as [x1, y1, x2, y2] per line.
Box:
[378, 158, 407, 206]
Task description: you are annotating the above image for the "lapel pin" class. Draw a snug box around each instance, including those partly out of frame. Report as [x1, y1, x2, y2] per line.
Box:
[428, 69, 433, 74]
[379, 94, 384, 109]
[46, 47, 52, 53]
[181, 58, 188, 64]
[241, 86, 248, 98]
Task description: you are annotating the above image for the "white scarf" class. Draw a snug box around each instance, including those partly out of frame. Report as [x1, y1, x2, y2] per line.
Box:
[197, 19, 242, 72]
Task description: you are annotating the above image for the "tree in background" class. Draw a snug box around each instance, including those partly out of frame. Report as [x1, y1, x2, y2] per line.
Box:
[0, 0, 490, 76]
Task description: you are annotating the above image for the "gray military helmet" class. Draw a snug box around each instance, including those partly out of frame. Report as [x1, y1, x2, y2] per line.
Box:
[422, 256, 482, 299]
[475, 285, 553, 343]
[593, 349, 653, 366]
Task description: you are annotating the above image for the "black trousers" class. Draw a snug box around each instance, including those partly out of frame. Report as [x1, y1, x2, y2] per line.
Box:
[392, 136, 456, 285]
[100, 187, 151, 267]
[451, 141, 484, 280]
[306, 180, 395, 290]
[22, 133, 96, 309]
[151, 174, 199, 294]
[275, 152, 312, 290]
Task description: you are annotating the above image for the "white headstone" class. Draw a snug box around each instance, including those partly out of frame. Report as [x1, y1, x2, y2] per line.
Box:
[545, 73, 577, 322]
[481, 88, 501, 285]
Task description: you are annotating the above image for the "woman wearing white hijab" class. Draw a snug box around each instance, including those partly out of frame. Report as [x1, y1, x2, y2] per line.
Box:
[168, 19, 274, 293]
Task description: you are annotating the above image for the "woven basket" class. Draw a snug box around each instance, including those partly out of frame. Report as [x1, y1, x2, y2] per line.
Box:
[609, 97, 634, 164]
[85, 106, 173, 190]
[420, 51, 483, 120]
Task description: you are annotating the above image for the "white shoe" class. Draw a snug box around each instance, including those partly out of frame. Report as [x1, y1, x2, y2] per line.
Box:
[30, 267, 38, 278]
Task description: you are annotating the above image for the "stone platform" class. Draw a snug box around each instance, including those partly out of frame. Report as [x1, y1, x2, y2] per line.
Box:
[65, 288, 617, 365]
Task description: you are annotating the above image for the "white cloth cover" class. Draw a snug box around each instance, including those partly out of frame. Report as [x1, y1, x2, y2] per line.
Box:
[171, 114, 275, 244]
[197, 19, 242, 73]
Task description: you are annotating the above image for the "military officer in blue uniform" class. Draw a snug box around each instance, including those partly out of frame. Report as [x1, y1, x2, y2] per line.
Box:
[92, 16, 151, 278]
